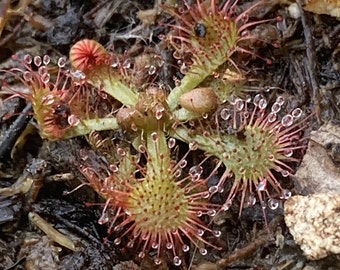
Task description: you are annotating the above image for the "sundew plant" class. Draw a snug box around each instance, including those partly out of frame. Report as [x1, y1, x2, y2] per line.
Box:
[0, 0, 311, 267]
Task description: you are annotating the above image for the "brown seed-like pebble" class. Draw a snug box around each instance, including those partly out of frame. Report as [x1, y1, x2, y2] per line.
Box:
[179, 87, 219, 115]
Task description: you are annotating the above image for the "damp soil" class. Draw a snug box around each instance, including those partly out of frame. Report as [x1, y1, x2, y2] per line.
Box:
[0, 0, 339, 270]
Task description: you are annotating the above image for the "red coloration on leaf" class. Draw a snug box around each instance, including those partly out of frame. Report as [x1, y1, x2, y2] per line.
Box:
[69, 39, 110, 72]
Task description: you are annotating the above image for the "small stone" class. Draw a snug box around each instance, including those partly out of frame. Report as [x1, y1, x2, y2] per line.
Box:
[180, 87, 219, 115]
[284, 194, 340, 260]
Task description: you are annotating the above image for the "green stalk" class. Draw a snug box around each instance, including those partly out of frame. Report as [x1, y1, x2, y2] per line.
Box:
[89, 75, 138, 107]
[145, 130, 171, 180]
[173, 108, 200, 122]
[64, 117, 119, 139]
[100, 77, 138, 107]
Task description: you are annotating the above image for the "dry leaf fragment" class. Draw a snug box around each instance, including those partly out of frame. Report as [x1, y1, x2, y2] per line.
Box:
[304, 0, 340, 18]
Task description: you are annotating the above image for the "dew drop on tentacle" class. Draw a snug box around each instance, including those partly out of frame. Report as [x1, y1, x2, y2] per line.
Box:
[189, 141, 198, 150]
[111, 59, 120, 68]
[257, 180, 267, 191]
[281, 114, 294, 127]
[43, 55, 50, 65]
[158, 34, 165, 41]
[168, 138, 176, 149]
[68, 114, 80, 126]
[268, 198, 279, 210]
[151, 242, 158, 249]
[24, 54, 32, 64]
[58, 57, 67, 68]
[189, 120, 195, 127]
[247, 194, 256, 206]
[138, 144, 146, 153]
[100, 187, 107, 194]
[155, 111, 163, 120]
[182, 244, 190, 252]
[122, 59, 131, 69]
[229, 94, 236, 105]
[138, 251, 145, 259]
[127, 240, 134, 248]
[253, 94, 263, 106]
[114, 238, 121, 245]
[258, 98, 268, 110]
[34, 56, 42, 67]
[209, 185, 219, 194]
[154, 258, 162, 265]
[197, 229, 204, 236]
[268, 112, 277, 123]
[191, 174, 200, 182]
[245, 95, 252, 103]
[276, 95, 285, 106]
[213, 230, 222, 237]
[268, 154, 275, 161]
[173, 256, 182, 266]
[148, 65, 156, 75]
[71, 70, 86, 80]
[109, 164, 119, 172]
[41, 73, 51, 84]
[179, 159, 187, 168]
[283, 149, 293, 157]
[98, 212, 109, 224]
[292, 108, 302, 118]
[38, 66, 48, 76]
[235, 98, 244, 111]
[220, 108, 231, 120]
[240, 12, 249, 23]
[199, 248, 207, 255]
[189, 165, 203, 178]
[23, 71, 32, 81]
[117, 148, 126, 156]
[155, 103, 164, 113]
[42, 94, 55, 105]
[174, 168, 182, 178]
[281, 189, 292, 199]
[180, 63, 189, 74]
[166, 242, 173, 249]
[203, 130, 210, 137]
[281, 169, 290, 177]
[201, 191, 210, 198]
[213, 72, 220, 79]
[207, 209, 216, 216]
[151, 132, 158, 142]
[131, 123, 138, 131]
[271, 102, 281, 113]
[222, 199, 232, 211]
[173, 50, 181, 59]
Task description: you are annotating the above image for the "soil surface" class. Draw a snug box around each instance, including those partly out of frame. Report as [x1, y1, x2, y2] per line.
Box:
[0, 0, 339, 270]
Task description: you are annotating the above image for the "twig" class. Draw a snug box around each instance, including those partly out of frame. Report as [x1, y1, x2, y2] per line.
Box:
[296, 0, 322, 124]
[0, 102, 32, 160]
